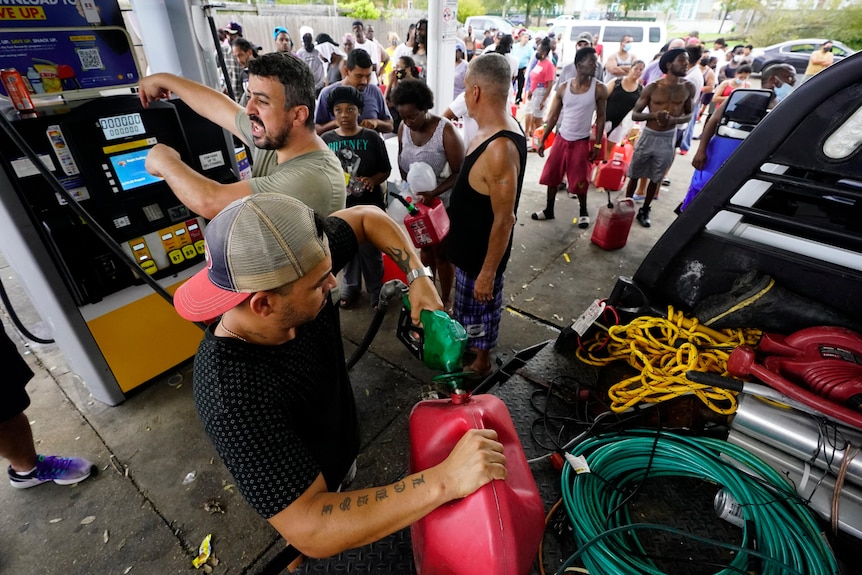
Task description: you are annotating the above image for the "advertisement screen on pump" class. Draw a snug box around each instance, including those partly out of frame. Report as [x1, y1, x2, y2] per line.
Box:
[0, 1, 137, 101]
[0, 28, 139, 99]
[0, 0, 124, 28]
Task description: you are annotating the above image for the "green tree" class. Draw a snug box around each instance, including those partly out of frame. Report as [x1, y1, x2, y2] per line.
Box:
[749, 6, 862, 49]
[458, 0, 486, 23]
[716, 0, 763, 33]
[620, 1, 657, 18]
[342, 0, 381, 20]
[504, 0, 558, 26]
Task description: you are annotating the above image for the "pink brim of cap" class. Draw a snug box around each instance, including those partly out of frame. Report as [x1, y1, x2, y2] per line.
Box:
[174, 267, 251, 323]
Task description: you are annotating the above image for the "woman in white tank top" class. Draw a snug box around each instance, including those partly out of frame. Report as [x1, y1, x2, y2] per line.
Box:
[390, 79, 466, 311]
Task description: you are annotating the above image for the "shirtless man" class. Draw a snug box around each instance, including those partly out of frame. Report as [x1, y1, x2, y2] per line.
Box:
[623, 48, 695, 227]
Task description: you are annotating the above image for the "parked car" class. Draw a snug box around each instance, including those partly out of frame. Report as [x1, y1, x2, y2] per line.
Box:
[547, 14, 575, 28]
[463, 15, 514, 38]
[751, 39, 854, 74]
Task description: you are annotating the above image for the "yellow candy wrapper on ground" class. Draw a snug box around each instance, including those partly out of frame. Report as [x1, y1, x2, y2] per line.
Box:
[192, 533, 212, 568]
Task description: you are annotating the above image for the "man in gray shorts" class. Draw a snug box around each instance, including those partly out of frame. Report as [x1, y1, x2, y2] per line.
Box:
[624, 48, 695, 227]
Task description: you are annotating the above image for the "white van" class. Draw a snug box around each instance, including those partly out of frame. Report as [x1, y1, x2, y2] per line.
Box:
[551, 20, 666, 69]
[464, 15, 515, 37]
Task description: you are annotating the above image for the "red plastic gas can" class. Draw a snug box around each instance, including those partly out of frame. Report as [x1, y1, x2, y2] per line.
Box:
[608, 140, 635, 164]
[591, 197, 636, 250]
[382, 252, 408, 284]
[404, 197, 450, 248]
[409, 394, 545, 575]
[531, 125, 555, 150]
[592, 157, 628, 191]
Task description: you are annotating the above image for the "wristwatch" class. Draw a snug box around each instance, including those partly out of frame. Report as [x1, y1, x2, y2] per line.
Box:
[406, 266, 433, 286]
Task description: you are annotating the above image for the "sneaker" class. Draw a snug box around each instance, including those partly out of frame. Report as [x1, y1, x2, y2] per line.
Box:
[631, 194, 646, 202]
[662, 179, 671, 187]
[636, 207, 651, 228]
[9, 455, 95, 489]
[679, 150, 688, 156]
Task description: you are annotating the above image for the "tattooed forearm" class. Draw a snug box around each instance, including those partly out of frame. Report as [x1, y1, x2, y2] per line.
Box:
[384, 246, 411, 273]
[318, 474, 427, 515]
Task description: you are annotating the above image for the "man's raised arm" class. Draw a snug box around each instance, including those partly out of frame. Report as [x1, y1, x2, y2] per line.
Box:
[139, 73, 245, 140]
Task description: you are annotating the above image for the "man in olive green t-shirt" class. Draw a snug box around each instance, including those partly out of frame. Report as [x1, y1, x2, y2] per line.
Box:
[141, 53, 345, 219]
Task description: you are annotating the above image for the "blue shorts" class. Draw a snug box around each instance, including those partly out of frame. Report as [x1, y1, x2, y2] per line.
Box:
[453, 269, 504, 350]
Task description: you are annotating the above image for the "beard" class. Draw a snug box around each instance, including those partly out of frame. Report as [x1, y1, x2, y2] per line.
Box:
[249, 114, 290, 150]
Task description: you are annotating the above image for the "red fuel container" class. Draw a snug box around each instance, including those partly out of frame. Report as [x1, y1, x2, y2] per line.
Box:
[409, 394, 545, 575]
[591, 196, 636, 250]
[531, 125, 555, 150]
[404, 197, 450, 248]
[607, 140, 634, 165]
[382, 252, 408, 284]
[592, 157, 628, 191]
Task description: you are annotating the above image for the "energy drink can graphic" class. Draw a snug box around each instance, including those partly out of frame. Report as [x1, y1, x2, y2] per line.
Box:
[2, 69, 35, 111]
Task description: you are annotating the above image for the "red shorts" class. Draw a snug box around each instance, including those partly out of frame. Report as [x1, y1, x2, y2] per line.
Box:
[539, 135, 591, 191]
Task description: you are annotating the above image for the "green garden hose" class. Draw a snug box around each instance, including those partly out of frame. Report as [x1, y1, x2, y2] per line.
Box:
[558, 430, 838, 575]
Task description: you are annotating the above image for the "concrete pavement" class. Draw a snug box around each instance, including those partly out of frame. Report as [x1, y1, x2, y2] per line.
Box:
[0, 132, 700, 574]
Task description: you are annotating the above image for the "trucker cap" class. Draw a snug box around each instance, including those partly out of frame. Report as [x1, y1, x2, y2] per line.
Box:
[174, 194, 329, 322]
[576, 31, 593, 45]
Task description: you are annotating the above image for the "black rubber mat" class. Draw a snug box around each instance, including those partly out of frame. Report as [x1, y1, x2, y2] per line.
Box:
[289, 343, 743, 575]
[295, 527, 415, 574]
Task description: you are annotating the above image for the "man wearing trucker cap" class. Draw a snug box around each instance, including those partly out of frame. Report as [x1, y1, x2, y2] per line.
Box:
[175, 193, 506, 567]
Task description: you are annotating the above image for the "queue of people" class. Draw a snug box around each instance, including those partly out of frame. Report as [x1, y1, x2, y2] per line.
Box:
[135, 17, 528, 566]
[5, 18, 812, 572]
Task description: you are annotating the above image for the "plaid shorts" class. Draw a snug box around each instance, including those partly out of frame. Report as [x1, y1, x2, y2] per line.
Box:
[453, 268, 504, 350]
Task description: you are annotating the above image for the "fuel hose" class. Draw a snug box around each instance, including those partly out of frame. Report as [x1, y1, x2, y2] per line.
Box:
[558, 430, 839, 575]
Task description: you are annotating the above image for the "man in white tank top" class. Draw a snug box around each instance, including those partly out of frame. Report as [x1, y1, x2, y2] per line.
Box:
[532, 47, 607, 228]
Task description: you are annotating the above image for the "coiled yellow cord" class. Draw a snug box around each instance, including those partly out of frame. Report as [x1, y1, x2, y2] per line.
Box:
[576, 306, 761, 414]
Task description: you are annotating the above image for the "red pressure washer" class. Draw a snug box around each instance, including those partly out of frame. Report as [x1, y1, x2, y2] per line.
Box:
[727, 326, 862, 429]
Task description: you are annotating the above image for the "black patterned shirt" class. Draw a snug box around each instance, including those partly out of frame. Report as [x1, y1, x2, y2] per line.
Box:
[193, 217, 359, 518]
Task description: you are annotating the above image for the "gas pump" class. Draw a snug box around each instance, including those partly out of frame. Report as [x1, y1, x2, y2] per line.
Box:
[0, 1, 237, 405]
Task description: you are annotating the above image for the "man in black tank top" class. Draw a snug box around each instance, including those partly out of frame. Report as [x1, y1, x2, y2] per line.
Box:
[447, 53, 527, 378]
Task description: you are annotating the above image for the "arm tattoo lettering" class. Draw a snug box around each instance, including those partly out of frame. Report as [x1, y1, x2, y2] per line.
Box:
[339, 497, 351, 512]
[384, 247, 411, 273]
[321, 504, 333, 516]
[357, 494, 369, 506]
[411, 475, 426, 488]
[393, 480, 406, 493]
[375, 488, 388, 501]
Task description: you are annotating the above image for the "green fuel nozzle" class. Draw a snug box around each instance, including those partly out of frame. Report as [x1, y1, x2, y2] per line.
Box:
[397, 295, 468, 390]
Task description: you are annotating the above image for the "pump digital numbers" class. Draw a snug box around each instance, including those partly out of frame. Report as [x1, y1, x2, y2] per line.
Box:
[99, 113, 145, 141]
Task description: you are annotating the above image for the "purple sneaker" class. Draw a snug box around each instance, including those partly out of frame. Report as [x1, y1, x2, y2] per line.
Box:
[8, 454, 95, 489]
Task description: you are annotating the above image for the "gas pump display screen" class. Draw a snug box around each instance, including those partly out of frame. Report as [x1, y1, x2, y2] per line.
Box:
[99, 113, 146, 141]
[109, 148, 163, 191]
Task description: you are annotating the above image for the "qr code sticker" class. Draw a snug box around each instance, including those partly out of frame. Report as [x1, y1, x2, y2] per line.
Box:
[76, 48, 105, 71]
